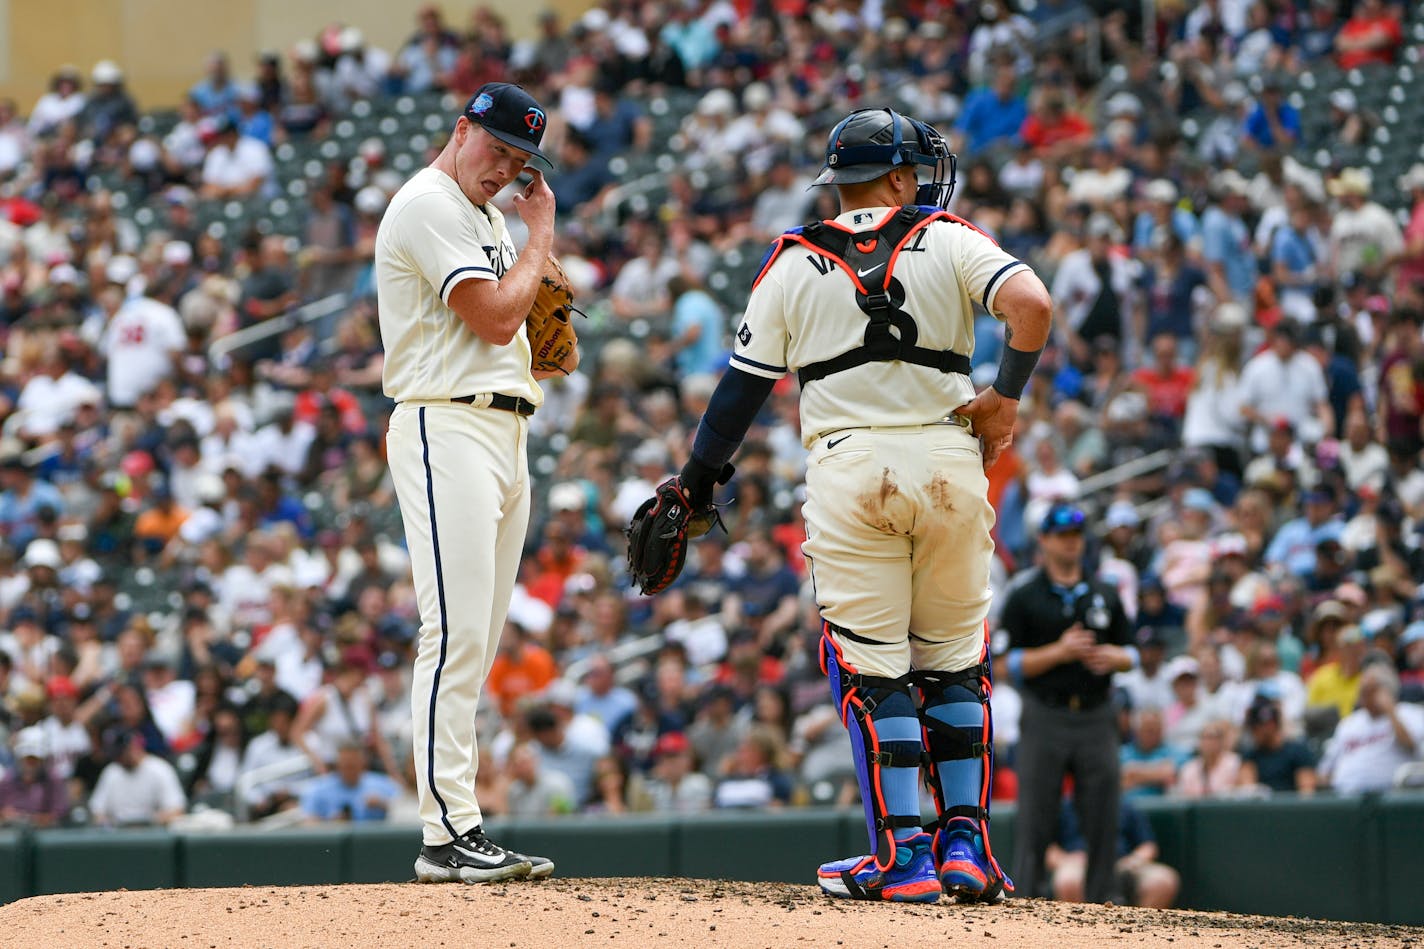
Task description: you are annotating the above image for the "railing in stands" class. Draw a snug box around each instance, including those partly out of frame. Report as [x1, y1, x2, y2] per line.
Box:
[207, 293, 350, 365]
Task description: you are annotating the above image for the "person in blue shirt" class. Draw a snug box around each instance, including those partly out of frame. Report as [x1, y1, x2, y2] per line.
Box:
[575, 655, 640, 737]
[300, 740, 399, 823]
[189, 52, 241, 118]
[1264, 488, 1346, 577]
[954, 62, 1027, 154]
[1243, 78, 1300, 152]
[1120, 706, 1184, 800]
[668, 274, 727, 377]
[1270, 204, 1320, 324]
[0, 456, 65, 550]
[1201, 173, 1259, 306]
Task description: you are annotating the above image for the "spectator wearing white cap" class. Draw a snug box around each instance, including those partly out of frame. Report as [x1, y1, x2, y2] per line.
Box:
[1133, 178, 1200, 252]
[0, 727, 68, 827]
[1201, 169, 1259, 307]
[327, 27, 393, 108]
[99, 255, 186, 409]
[80, 59, 137, 145]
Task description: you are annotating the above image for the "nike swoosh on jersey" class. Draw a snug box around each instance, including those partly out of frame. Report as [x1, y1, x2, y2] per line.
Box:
[856, 263, 886, 278]
[827, 434, 853, 449]
[452, 843, 509, 865]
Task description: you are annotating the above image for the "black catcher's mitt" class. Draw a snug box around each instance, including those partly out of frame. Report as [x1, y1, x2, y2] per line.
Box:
[625, 476, 723, 596]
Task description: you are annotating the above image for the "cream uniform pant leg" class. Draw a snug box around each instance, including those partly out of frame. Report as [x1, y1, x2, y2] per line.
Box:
[802, 423, 993, 674]
[387, 401, 530, 846]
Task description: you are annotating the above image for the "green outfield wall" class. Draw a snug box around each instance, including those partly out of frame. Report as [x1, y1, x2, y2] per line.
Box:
[2, 795, 1422, 924]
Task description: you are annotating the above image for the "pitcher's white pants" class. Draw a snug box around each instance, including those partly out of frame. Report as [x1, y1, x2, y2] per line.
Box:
[387, 401, 529, 846]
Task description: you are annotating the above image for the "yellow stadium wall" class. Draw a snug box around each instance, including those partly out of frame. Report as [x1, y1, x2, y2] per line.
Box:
[0, 0, 591, 113]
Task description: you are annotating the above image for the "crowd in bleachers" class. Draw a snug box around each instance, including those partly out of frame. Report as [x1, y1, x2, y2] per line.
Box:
[1, 0, 1423, 836]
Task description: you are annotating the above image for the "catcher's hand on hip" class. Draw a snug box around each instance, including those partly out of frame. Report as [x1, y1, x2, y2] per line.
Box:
[952, 387, 1019, 472]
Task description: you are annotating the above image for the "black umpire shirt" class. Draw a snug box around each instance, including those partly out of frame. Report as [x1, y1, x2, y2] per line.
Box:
[1000, 567, 1133, 710]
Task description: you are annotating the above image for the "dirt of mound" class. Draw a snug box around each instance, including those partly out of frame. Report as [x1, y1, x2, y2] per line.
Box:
[2, 878, 1419, 949]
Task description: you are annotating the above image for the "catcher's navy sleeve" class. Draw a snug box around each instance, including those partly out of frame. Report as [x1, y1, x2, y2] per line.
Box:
[691, 367, 776, 469]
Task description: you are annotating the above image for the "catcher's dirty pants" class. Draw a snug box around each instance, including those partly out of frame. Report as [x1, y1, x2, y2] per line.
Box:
[387, 400, 530, 846]
[802, 421, 992, 678]
[1012, 694, 1121, 903]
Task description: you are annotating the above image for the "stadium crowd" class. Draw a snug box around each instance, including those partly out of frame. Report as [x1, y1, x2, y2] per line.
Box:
[0, 0, 1423, 886]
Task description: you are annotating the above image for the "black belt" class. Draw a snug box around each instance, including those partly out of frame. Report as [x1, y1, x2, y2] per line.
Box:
[1031, 691, 1109, 712]
[452, 393, 536, 416]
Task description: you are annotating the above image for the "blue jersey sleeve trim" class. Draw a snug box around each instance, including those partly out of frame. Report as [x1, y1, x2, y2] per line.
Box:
[729, 353, 788, 375]
[982, 260, 1024, 311]
[439, 265, 495, 300]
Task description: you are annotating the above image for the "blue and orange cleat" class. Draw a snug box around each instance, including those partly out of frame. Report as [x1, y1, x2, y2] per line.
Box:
[817, 832, 941, 903]
[935, 817, 1012, 903]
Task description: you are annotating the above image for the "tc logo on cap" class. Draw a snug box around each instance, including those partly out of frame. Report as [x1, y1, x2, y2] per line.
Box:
[524, 107, 546, 133]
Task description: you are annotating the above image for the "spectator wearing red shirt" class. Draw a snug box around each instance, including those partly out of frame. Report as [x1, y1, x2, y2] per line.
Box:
[524, 519, 587, 608]
[1131, 334, 1196, 424]
[1335, 0, 1403, 69]
[293, 364, 365, 434]
[1020, 90, 1094, 161]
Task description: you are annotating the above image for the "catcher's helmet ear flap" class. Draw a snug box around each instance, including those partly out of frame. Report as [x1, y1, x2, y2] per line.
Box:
[811, 109, 958, 209]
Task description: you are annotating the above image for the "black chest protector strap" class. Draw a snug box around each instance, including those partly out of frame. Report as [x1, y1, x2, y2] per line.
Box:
[788, 206, 972, 387]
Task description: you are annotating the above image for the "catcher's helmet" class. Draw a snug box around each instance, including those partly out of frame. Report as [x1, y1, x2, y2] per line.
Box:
[811, 108, 957, 208]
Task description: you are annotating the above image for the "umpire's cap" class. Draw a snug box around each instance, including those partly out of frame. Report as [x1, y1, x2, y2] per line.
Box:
[461, 82, 554, 173]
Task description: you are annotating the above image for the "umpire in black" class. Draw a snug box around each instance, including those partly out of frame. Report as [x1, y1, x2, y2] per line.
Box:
[999, 502, 1135, 903]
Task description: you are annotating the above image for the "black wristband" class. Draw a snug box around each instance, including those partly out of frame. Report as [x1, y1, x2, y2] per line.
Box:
[991, 344, 1043, 401]
[680, 456, 734, 509]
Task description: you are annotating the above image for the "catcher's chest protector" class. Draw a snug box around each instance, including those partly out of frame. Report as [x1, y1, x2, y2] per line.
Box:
[755, 206, 974, 386]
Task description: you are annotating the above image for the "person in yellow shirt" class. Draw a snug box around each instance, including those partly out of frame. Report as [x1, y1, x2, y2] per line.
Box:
[1305, 624, 1367, 721]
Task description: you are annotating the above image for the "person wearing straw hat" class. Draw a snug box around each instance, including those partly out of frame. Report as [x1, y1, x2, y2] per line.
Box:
[1326, 167, 1402, 281]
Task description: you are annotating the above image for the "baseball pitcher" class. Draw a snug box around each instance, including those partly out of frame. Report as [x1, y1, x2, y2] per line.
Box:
[376, 82, 575, 885]
[628, 108, 1053, 903]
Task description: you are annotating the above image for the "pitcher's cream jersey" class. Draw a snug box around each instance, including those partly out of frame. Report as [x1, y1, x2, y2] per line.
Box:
[376, 167, 540, 404]
[732, 206, 1028, 447]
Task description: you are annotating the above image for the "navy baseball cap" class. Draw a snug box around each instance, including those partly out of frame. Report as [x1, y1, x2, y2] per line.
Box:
[462, 82, 554, 173]
[1040, 502, 1087, 535]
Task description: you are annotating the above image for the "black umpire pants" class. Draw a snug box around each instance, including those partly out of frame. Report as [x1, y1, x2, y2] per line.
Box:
[1012, 693, 1121, 903]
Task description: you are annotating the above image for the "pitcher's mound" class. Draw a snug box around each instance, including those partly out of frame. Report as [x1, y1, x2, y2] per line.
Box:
[1, 877, 1418, 948]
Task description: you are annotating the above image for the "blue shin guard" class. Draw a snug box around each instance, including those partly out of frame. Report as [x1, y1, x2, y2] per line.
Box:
[821, 625, 924, 872]
[915, 662, 1013, 901]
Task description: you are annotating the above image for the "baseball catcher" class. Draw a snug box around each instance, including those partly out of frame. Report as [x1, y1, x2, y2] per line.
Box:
[524, 255, 580, 375]
[628, 107, 1053, 905]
